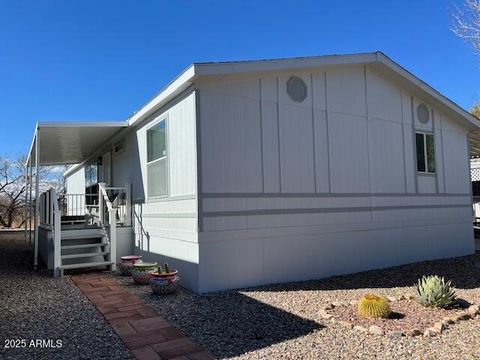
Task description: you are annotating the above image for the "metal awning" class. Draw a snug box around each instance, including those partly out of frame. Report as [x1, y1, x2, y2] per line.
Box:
[470, 130, 480, 159]
[27, 121, 128, 166]
[25, 121, 128, 270]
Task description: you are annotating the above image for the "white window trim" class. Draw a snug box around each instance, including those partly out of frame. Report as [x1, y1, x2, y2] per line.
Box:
[146, 116, 169, 199]
[416, 131, 435, 175]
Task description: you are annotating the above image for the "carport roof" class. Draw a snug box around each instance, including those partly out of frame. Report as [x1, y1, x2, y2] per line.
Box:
[27, 121, 128, 166]
[469, 130, 480, 158]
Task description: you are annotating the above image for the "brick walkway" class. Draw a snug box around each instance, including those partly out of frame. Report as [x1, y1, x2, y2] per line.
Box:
[71, 274, 213, 360]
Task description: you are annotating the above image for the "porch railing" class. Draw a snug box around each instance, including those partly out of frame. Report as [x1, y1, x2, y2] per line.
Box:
[38, 183, 131, 276]
[98, 183, 131, 270]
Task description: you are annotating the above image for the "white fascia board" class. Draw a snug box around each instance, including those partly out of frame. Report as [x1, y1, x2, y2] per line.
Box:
[64, 164, 82, 177]
[37, 121, 128, 128]
[193, 52, 378, 77]
[375, 52, 480, 129]
[128, 65, 196, 127]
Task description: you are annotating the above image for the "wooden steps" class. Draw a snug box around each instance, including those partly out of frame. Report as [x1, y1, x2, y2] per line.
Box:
[61, 251, 110, 260]
[60, 261, 114, 270]
[58, 227, 112, 276]
[61, 243, 108, 250]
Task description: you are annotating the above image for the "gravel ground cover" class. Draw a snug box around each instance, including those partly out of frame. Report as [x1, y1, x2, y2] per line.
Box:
[116, 253, 480, 360]
[330, 298, 467, 333]
[0, 232, 134, 360]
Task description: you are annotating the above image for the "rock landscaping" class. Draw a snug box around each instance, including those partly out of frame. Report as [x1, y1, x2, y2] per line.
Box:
[0, 232, 134, 360]
[116, 253, 480, 359]
[2, 231, 480, 359]
[325, 296, 479, 337]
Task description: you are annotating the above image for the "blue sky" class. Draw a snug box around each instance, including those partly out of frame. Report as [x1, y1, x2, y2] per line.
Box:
[0, 0, 478, 156]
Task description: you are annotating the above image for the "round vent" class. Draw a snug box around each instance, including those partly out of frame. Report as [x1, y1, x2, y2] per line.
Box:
[287, 76, 307, 103]
[417, 103, 430, 124]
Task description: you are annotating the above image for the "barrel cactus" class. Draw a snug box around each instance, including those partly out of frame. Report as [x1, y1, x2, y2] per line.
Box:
[358, 294, 392, 319]
[414, 275, 457, 308]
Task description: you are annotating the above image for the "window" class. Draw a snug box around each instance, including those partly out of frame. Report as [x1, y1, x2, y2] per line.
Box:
[415, 133, 435, 173]
[147, 119, 167, 197]
[85, 163, 98, 187]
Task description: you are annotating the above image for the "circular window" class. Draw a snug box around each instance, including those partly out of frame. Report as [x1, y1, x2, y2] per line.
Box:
[417, 103, 430, 124]
[287, 76, 307, 103]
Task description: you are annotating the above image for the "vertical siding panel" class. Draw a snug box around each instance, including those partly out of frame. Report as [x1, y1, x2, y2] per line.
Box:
[402, 91, 416, 193]
[312, 72, 329, 193]
[278, 103, 315, 193]
[261, 75, 281, 193]
[435, 112, 446, 193]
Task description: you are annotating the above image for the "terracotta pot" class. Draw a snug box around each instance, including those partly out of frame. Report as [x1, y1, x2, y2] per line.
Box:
[131, 262, 157, 285]
[121, 255, 142, 263]
[150, 270, 178, 279]
[150, 274, 180, 295]
[118, 255, 143, 276]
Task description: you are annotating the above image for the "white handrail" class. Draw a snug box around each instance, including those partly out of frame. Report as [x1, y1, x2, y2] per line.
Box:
[133, 208, 150, 249]
[98, 183, 118, 270]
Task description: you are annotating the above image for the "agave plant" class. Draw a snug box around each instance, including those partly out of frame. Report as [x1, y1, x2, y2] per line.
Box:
[414, 275, 457, 308]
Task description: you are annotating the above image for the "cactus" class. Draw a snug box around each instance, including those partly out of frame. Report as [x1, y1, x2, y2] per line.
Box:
[414, 275, 457, 308]
[358, 294, 392, 319]
[164, 262, 171, 274]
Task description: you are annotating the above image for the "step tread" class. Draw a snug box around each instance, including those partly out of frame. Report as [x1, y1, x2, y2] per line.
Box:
[61, 243, 108, 250]
[61, 233, 105, 240]
[61, 251, 109, 260]
[60, 261, 113, 270]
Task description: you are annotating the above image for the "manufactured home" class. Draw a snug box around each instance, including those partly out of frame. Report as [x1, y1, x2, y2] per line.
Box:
[25, 52, 480, 293]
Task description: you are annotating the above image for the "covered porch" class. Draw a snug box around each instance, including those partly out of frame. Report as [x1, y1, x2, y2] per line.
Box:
[25, 121, 131, 276]
[468, 130, 480, 250]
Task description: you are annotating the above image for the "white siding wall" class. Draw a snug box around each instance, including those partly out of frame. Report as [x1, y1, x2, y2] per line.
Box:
[74, 92, 201, 291]
[130, 92, 199, 291]
[65, 166, 86, 215]
[196, 66, 474, 292]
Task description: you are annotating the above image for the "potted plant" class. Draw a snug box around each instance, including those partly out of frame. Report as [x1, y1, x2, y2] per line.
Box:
[131, 262, 157, 285]
[149, 262, 180, 295]
[118, 255, 142, 276]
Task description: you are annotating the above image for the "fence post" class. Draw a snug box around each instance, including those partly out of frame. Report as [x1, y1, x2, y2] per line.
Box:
[109, 208, 117, 270]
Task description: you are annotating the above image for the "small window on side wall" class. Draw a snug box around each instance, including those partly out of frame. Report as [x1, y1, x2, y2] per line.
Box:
[415, 132, 435, 174]
[147, 119, 167, 197]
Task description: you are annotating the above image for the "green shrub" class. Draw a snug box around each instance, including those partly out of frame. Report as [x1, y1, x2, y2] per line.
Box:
[358, 294, 392, 319]
[414, 275, 457, 308]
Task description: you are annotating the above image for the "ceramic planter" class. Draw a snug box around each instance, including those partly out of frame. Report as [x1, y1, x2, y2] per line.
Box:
[150, 273, 180, 295]
[118, 255, 142, 276]
[131, 262, 157, 285]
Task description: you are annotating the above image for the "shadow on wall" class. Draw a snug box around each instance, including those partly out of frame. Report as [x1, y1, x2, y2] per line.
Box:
[127, 132, 145, 202]
[121, 281, 323, 359]
[240, 254, 480, 293]
[134, 248, 201, 293]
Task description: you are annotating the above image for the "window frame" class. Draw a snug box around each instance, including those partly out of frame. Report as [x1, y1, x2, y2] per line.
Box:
[415, 131, 436, 175]
[146, 116, 169, 199]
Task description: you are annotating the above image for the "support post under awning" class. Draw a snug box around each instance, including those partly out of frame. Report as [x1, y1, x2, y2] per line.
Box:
[34, 131, 39, 270]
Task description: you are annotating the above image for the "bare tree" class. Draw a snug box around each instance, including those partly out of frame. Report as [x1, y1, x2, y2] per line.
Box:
[0, 155, 64, 228]
[472, 103, 480, 118]
[0, 155, 28, 228]
[452, 0, 480, 54]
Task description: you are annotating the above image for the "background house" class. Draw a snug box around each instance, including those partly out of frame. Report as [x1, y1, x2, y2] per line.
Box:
[28, 52, 480, 292]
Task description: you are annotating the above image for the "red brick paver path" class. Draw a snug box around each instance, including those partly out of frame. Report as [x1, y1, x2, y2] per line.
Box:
[71, 274, 213, 360]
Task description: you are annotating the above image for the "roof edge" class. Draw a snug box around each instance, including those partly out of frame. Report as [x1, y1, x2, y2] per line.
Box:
[375, 52, 480, 129]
